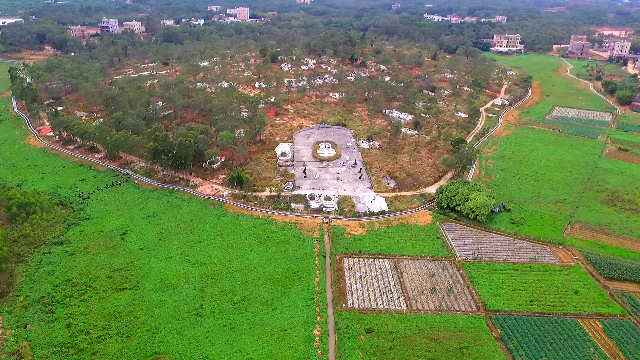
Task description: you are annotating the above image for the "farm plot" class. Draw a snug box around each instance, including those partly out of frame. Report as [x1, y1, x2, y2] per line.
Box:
[396, 259, 478, 313]
[582, 250, 640, 284]
[463, 263, 626, 315]
[578, 319, 626, 360]
[600, 319, 640, 360]
[492, 315, 608, 360]
[342, 257, 407, 310]
[440, 222, 559, 263]
[546, 106, 613, 128]
[618, 293, 640, 319]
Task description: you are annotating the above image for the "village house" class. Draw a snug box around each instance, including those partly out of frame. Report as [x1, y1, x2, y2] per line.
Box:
[391, 3, 401, 9]
[161, 19, 175, 27]
[480, 15, 507, 24]
[491, 34, 524, 54]
[122, 20, 142, 34]
[235, 7, 250, 21]
[568, 35, 591, 60]
[69, 25, 89, 40]
[296, 0, 312, 3]
[189, 18, 205, 26]
[424, 14, 478, 23]
[606, 40, 631, 57]
[207, 5, 221, 11]
[0, 18, 24, 26]
[592, 27, 631, 38]
[99, 18, 119, 34]
[424, 13, 446, 21]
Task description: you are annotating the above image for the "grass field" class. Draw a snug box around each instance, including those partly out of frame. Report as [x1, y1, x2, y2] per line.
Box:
[480, 127, 640, 241]
[463, 263, 626, 315]
[484, 53, 612, 120]
[493, 315, 608, 360]
[331, 218, 451, 257]
[0, 94, 325, 358]
[565, 237, 640, 261]
[0, 62, 13, 93]
[335, 312, 506, 360]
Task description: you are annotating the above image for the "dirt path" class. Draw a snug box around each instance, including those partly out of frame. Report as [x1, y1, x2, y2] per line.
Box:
[323, 224, 336, 360]
[560, 57, 621, 114]
[578, 319, 627, 360]
[466, 84, 508, 143]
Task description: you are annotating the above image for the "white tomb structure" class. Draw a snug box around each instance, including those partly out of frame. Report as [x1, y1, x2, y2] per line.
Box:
[316, 142, 336, 158]
[275, 143, 293, 166]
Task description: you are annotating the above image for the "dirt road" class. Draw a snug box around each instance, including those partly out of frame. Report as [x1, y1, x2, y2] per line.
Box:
[324, 224, 336, 360]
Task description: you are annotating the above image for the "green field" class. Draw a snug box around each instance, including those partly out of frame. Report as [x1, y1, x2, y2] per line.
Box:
[582, 250, 640, 284]
[599, 319, 640, 360]
[0, 94, 325, 358]
[0, 62, 13, 93]
[492, 315, 607, 360]
[480, 127, 640, 241]
[335, 312, 506, 360]
[463, 263, 626, 315]
[618, 293, 640, 319]
[330, 219, 451, 257]
[484, 53, 612, 121]
[565, 237, 640, 261]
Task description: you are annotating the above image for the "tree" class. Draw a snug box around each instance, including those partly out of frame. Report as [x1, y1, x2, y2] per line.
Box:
[616, 90, 635, 106]
[227, 167, 251, 189]
[601, 80, 618, 95]
[216, 131, 235, 150]
[435, 180, 496, 223]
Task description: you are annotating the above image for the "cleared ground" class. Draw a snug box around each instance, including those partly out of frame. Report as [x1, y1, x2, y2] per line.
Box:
[441, 222, 559, 263]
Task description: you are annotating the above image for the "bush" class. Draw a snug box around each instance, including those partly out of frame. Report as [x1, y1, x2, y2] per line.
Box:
[583, 250, 640, 284]
[616, 90, 635, 106]
[601, 80, 618, 95]
[435, 180, 496, 223]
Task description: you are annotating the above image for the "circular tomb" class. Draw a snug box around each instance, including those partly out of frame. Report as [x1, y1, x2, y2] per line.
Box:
[312, 141, 341, 161]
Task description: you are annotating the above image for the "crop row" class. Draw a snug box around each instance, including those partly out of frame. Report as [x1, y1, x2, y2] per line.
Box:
[617, 122, 640, 133]
[396, 259, 477, 312]
[560, 127, 600, 139]
[618, 293, 640, 319]
[546, 115, 610, 128]
[548, 106, 614, 122]
[599, 319, 640, 360]
[440, 222, 560, 263]
[583, 250, 640, 284]
[492, 315, 607, 360]
[343, 257, 407, 310]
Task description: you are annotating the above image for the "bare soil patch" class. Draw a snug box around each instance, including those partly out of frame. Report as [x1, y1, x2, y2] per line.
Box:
[493, 82, 541, 138]
[550, 246, 577, 264]
[578, 319, 627, 360]
[332, 211, 433, 237]
[603, 144, 640, 165]
[570, 226, 640, 251]
[603, 280, 640, 293]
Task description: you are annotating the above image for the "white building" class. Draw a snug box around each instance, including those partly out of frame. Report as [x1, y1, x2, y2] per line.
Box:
[161, 19, 175, 27]
[208, 5, 222, 11]
[99, 18, 119, 34]
[0, 18, 24, 26]
[122, 21, 142, 34]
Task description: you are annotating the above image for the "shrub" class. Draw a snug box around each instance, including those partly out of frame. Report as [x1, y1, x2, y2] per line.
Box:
[616, 90, 635, 106]
[227, 167, 252, 190]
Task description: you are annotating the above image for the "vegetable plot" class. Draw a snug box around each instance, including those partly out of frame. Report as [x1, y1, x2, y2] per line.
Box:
[583, 250, 640, 284]
[618, 293, 640, 319]
[546, 107, 613, 129]
[396, 259, 478, 313]
[342, 257, 407, 310]
[440, 222, 560, 263]
[599, 319, 640, 360]
[492, 315, 608, 360]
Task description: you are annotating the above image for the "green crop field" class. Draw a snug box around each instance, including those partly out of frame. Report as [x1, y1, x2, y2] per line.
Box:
[330, 218, 451, 257]
[479, 126, 640, 241]
[463, 263, 626, 315]
[492, 315, 607, 360]
[618, 293, 640, 319]
[565, 237, 640, 261]
[484, 53, 612, 121]
[335, 312, 506, 360]
[0, 62, 13, 93]
[582, 250, 640, 284]
[0, 94, 325, 358]
[600, 319, 640, 360]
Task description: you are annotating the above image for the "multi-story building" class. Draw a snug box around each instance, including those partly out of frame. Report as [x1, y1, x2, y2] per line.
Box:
[424, 13, 446, 21]
[69, 25, 89, 40]
[122, 21, 142, 34]
[611, 41, 631, 57]
[208, 5, 221, 11]
[235, 7, 249, 21]
[491, 34, 524, 53]
[568, 35, 591, 60]
[161, 19, 175, 27]
[99, 18, 119, 34]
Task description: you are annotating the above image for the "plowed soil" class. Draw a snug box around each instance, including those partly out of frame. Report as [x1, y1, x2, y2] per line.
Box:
[578, 319, 627, 360]
[550, 246, 577, 264]
[569, 227, 640, 252]
[603, 145, 640, 165]
[604, 280, 640, 293]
